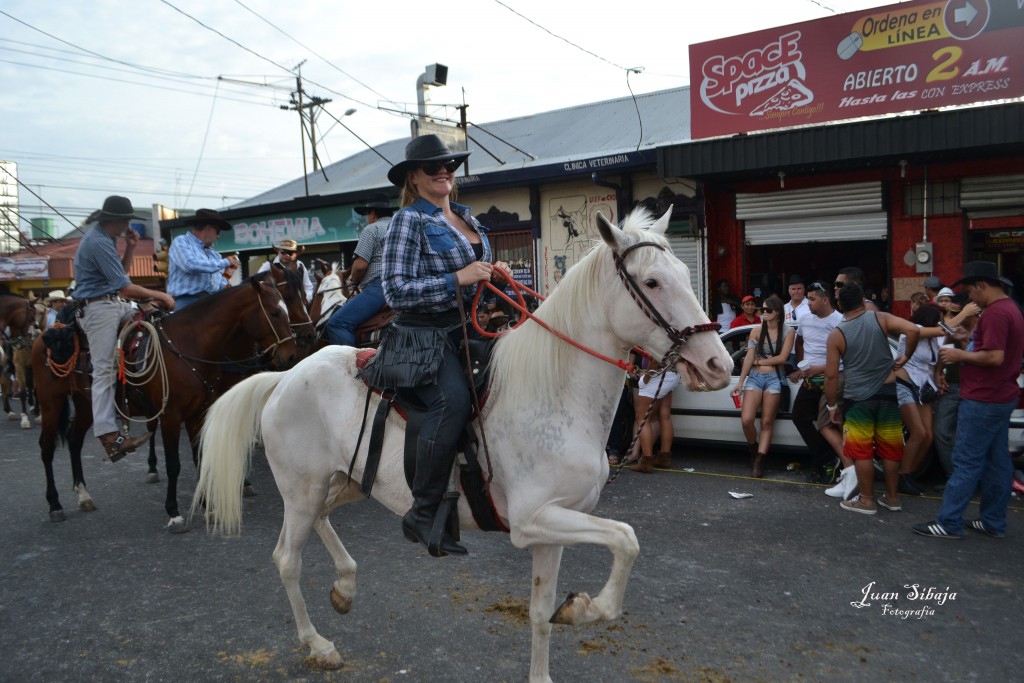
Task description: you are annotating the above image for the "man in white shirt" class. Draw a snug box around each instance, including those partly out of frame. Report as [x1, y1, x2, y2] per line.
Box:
[784, 275, 809, 328]
[791, 281, 849, 488]
[257, 239, 315, 303]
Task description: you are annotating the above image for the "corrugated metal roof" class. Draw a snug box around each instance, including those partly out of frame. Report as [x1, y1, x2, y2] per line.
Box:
[232, 88, 692, 209]
[658, 102, 1024, 180]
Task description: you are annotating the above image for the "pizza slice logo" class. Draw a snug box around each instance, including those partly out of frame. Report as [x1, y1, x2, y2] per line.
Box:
[750, 79, 815, 117]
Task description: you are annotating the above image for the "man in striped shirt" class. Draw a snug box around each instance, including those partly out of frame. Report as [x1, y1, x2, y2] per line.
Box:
[167, 209, 239, 309]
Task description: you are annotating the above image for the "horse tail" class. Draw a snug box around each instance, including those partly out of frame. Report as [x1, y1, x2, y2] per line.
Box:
[191, 371, 286, 535]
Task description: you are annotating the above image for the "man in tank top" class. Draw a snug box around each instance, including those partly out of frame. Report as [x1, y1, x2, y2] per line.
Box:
[824, 282, 920, 516]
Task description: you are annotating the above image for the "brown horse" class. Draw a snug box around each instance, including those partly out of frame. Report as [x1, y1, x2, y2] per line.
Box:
[1, 293, 37, 426]
[32, 272, 298, 528]
[141, 263, 315, 487]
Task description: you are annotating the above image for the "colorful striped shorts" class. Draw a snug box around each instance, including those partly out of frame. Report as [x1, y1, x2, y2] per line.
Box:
[842, 392, 904, 462]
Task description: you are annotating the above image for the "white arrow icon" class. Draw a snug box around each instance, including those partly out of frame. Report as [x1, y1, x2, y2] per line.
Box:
[955, 1, 979, 26]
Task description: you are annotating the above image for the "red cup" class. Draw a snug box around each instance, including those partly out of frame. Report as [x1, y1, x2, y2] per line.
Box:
[732, 393, 742, 409]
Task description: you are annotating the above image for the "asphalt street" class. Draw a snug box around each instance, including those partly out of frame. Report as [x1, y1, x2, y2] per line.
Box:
[1, 413, 1022, 682]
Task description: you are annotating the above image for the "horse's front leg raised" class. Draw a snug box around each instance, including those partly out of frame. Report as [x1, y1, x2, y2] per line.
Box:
[513, 506, 639, 626]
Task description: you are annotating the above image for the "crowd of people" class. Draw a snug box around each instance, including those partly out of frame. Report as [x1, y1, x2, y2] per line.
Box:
[702, 264, 1023, 538]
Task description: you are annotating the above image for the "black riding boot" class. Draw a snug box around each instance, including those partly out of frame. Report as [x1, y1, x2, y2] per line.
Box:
[401, 437, 467, 557]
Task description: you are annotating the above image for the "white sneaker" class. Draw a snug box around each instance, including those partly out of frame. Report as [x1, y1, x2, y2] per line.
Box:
[825, 466, 859, 500]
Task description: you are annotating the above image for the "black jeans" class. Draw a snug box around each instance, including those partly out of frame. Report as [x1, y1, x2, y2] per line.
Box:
[399, 327, 472, 452]
[791, 383, 837, 471]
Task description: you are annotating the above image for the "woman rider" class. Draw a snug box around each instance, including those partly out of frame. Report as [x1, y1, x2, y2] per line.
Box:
[359, 135, 511, 558]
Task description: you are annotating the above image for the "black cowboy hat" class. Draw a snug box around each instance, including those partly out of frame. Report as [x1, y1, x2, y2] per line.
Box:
[386, 134, 470, 186]
[788, 274, 803, 285]
[354, 193, 396, 216]
[96, 195, 142, 222]
[185, 208, 232, 232]
[952, 261, 1014, 288]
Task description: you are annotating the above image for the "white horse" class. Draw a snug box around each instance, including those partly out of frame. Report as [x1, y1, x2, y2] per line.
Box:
[192, 208, 733, 682]
[310, 262, 348, 334]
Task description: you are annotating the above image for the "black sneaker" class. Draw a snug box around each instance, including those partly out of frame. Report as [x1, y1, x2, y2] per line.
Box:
[913, 521, 962, 539]
[966, 519, 1005, 538]
[898, 474, 925, 496]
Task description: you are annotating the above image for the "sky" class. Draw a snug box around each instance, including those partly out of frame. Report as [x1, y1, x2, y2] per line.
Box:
[0, 0, 890, 240]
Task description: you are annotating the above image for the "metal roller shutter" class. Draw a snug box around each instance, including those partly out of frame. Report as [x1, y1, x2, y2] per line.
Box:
[667, 233, 705, 306]
[961, 174, 1024, 214]
[737, 182, 887, 244]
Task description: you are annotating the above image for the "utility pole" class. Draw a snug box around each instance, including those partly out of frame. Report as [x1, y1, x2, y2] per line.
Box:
[280, 61, 331, 196]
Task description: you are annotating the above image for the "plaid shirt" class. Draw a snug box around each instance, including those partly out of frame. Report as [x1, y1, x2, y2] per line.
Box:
[382, 199, 491, 313]
[354, 216, 391, 284]
[167, 231, 230, 297]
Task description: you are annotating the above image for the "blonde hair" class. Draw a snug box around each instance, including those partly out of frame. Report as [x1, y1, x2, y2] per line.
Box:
[398, 169, 459, 208]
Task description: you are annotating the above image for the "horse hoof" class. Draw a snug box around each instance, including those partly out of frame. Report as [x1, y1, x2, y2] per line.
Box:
[6, 412, 17, 421]
[549, 591, 588, 625]
[330, 587, 352, 615]
[79, 500, 97, 512]
[242, 485, 258, 498]
[49, 510, 67, 523]
[145, 472, 160, 484]
[166, 517, 190, 535]
[305, 650, 343, 670]
[20, 416, 31, 429]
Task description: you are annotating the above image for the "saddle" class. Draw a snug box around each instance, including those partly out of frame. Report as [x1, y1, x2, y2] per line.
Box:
[353, 308, 395, 348]
[352, 345, 508, 534]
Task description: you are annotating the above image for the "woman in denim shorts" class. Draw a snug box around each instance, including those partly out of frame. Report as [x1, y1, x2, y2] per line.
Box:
[731, 297, 796, 477]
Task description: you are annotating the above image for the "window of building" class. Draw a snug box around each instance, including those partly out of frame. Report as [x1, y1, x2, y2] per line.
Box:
[903, 181, 960, 216]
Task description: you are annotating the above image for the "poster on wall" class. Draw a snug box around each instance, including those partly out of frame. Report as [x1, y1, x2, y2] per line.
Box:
[689, 0, 1024, 139]
[543, 191, 616, 293]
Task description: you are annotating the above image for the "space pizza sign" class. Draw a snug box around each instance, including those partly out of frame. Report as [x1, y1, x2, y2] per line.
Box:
[689, 0, 1024, 139]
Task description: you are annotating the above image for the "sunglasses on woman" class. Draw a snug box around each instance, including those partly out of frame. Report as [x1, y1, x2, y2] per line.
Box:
[760, 307, 773, 313]
[420, 160, 460, 176]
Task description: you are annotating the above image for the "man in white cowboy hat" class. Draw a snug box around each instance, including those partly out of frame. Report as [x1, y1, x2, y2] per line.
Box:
[914, 262, 1023, 539]
[167, 208, 240, 310]
[325, 194, 396, 346]
[72, 195, 174, 462]
[42, 289, 68, 330]
[257, 238, 314, 303]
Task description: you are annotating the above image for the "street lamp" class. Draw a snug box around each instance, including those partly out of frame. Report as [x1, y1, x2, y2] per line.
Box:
[416, 63, 448, 121]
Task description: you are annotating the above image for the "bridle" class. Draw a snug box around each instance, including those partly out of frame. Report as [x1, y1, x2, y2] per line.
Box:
[611, 241, 720, 367]
[472, 241, 720, 372]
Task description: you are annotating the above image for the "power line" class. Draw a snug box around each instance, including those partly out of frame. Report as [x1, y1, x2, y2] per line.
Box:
[491, 0, 628, 71]
[0, 9, 209, 80]
[230, 0, 392, 102]
[0, 57, 280, 108]
[185, 81, 221, 205]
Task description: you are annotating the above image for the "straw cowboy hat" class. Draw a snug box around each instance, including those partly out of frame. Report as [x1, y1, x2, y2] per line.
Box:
[44, 290, 67, 305]
[952, 261, 1014, 289]
[386, 134, 470, 186]
[354, 193, 396, 217]
[274, 239, 304, 253]
[184, 208, 232, 232]
[96, 195, 142, 222]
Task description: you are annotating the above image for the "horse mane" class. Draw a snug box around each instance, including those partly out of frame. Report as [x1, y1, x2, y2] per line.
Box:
[275, 263, 305, 301]
[489, 208, 668, 407]
[169, 271, 275, 320]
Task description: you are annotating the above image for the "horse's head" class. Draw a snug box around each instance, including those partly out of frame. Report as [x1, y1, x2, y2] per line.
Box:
[595, 208, 733, 391]
[246, 272, 298, 369]
[270, 263, 317, 358]
[309, 263, 347, 330]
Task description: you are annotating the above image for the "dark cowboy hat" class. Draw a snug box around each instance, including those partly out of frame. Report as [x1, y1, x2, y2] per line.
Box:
[952, 261, 1014, 288]
[184, 208, 232, 232]
[96, 195, 142, 222]
[788, 274, 803, 285]
[354, 193, 396, 216]
[386, 134, 470, 186]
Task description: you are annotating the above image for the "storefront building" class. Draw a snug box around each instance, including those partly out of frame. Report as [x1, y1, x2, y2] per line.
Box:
[660, 0, 1024, 316]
